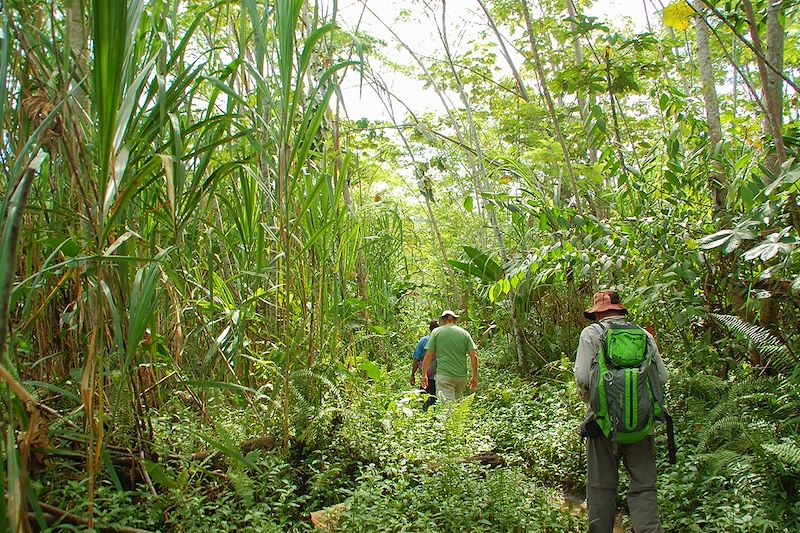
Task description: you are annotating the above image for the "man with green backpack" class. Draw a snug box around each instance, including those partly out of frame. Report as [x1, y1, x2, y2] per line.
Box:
[574, 291, 670, 533]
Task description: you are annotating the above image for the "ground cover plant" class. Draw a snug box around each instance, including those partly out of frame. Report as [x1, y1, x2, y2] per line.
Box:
[2, 0, 800, 531]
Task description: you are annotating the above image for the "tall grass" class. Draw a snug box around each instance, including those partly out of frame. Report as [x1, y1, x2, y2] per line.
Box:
[0, 0, 404, 528]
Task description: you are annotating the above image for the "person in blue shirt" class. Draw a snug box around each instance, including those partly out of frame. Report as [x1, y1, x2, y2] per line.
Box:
[410, 319, 438, 409]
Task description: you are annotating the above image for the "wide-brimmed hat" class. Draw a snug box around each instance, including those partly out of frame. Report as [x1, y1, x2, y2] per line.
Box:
[440, 309, 460, 319]
[584, 291, 627, 320]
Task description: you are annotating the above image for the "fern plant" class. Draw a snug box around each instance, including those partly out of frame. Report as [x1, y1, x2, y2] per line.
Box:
[712, 313, 798, 372]
[763, 438, 800, 474]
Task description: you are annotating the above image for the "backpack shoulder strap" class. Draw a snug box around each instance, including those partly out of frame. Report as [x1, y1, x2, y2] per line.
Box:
[591, 321, 608, 364]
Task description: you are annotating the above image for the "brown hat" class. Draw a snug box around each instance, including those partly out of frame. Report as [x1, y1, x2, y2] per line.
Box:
[584, 290, 627, 320]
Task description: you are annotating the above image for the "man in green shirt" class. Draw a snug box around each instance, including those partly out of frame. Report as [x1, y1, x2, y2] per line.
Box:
[420, 310, 478, 401]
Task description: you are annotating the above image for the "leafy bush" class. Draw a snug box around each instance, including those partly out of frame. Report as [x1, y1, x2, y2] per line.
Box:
[339, 462, 583, 532]
[658, 369, 800, 531]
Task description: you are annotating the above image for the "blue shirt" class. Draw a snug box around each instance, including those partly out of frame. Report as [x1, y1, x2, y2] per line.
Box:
[412, 335, 437, 378]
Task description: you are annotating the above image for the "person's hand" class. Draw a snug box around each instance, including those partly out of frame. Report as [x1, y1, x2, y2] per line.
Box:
[410, 374, 416, 387]
[421, 375, 428, 390]
[468, 375, 477, 391]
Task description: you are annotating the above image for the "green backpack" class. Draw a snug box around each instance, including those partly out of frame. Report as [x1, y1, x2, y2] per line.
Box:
[589, 322, 667, 445]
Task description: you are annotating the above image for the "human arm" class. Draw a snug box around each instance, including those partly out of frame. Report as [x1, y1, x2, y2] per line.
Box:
[468, 350, 478, 390]
[574, 325, 601, 403]
[647, 334, 669, 386]
[411, 338, 426, 386]
[420, 350, 435, 389]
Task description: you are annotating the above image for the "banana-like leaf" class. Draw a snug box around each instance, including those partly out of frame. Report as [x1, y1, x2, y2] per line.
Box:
[92, 0, 128, 209]
[462, 246, 505, 281]
[449, 260, 499, 284]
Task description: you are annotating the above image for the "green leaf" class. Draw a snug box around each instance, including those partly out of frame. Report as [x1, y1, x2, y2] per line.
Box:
[371, 325, 388, 335]
[462, 246, 505, 282]
[449, 260, 498, 284]
[359, 361, 382, 381]
[663, 2, 695, 31]
[188, 429, 260, 472]
[92, 0, 128, 207]
[463, 196, 474, 212]
[792, 275, 800, 294]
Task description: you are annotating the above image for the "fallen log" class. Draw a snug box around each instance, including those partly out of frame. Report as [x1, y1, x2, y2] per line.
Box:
[457, 448, 506, 469]
[310, 502, 348, 531]
[190, 435, 277, 462]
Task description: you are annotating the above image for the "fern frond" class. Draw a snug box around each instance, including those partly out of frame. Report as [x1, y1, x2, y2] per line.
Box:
[698, 449, 743, 472]
[698, 450, 767, 496]
[228, 466, 255, 506]
[290, 368, 345, 409]
[761, 345, 799, 373]
[683, 373, 727, 401]
[763, 439, 800, 473]
[698, 415, 745, 450]
[712, 314, 798, 368]
[712, 314, 783, 347]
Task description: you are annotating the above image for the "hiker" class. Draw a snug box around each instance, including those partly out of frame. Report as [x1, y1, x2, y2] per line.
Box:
[575, 291, 669, 533]
[411, 319, 439, 409]
[420, 310, 478, 401]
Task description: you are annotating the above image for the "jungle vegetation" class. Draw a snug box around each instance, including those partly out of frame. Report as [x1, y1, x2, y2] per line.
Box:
[1, 0, 799, 531]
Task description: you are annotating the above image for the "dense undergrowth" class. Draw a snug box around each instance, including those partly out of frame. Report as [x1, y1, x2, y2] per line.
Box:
[33, 340, 800, 532]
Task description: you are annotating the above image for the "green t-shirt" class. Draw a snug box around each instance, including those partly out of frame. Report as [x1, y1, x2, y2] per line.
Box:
[424, 324, 477, 378]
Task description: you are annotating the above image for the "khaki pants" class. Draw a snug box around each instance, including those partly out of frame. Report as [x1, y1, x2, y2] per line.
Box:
[587, 435, 662, 533]
[435, 374, 467, 401]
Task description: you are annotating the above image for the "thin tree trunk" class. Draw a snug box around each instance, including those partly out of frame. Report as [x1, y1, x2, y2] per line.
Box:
[602, 52, 634, 202]
[439, 1, 504, 248]
[741, 0, 800, 235]
[739, 0, 796, 351]
[521, 1, 587, 214]
[476, 0, 529, 101]
[693, 0, 727, 216]
[732, 37, 738, 114]
[370, 77, 464, 307]
[741, 0, 786, 167]
[565, 0, 597, 165]
[442, 1, 525, 369]
[362, 2, 489, 243]
[425, 195, 463, 307]
[66, 0, 88, 109]
[763, 0, 785, 175]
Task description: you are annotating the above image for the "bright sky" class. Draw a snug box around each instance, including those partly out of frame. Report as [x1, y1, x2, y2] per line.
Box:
[332, 0, 655, 121]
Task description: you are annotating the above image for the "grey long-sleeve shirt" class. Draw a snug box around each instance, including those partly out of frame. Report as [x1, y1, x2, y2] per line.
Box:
[574, 316, 669, 404]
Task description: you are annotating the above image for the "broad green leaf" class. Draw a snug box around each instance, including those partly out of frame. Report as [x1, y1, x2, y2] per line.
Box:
[462, 246, 505, 282]
[359, 360, 382, 381]
[449, 260, 498, 284]
[792, 275, 800, 294]
[663, 1, 694, 31]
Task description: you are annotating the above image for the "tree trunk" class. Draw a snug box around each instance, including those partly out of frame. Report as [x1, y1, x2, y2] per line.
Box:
[439, 1, 505, 250]
[741, 0, 786, 169]
[762, 0, 785, 178]
[424, 195, 463, 308]
[521, 0, 587, 214]
[565, 0, 598, 165]
[693, 1, 727, 217]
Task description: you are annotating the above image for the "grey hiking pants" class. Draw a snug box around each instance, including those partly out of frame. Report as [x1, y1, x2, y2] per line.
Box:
[587, 435, 662, 533]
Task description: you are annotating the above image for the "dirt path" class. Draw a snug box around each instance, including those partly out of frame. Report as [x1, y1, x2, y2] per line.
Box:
[556, 491, 626, 532]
